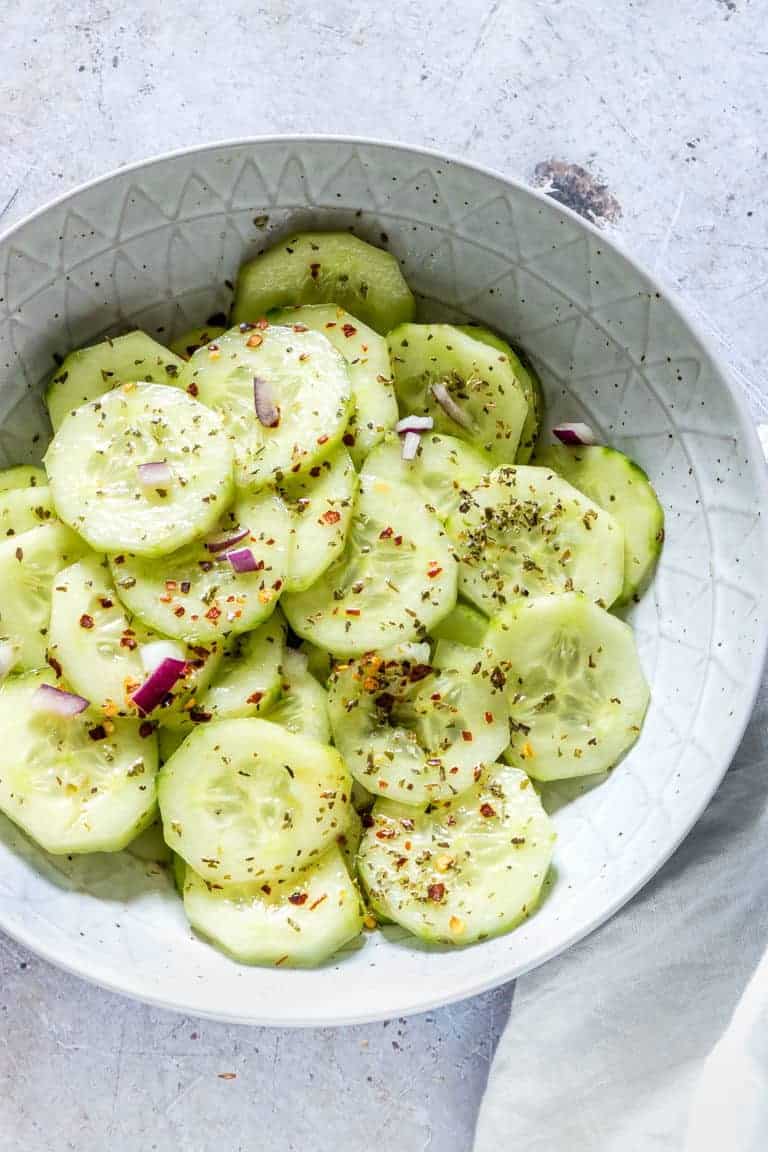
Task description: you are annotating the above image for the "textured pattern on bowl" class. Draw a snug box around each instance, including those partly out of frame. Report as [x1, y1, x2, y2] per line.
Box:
[0, 138, 765, 1025]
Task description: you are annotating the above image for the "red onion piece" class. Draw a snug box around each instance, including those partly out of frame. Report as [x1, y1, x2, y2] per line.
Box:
[226, 547, 259, 573]
[137, 461, 172, 488]
[131, 657, 187, 717]
[401, 431, 421, 461]
[140, 640, 186, 675]
[552, 422, 596, 446]
[205, 526, 249, 553]
[253, 376, 280, 428]
[431, 382, 472, 429]
[32, 683, 89, 716]
[396, 415, 434, 434]
[0, 640, 18, 681]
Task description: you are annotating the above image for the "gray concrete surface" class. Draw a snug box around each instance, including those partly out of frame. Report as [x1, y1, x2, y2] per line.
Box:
[1, 2, 767, 1149]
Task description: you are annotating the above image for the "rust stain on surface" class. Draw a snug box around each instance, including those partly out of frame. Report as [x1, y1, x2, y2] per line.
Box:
[533, 160, 622, 226]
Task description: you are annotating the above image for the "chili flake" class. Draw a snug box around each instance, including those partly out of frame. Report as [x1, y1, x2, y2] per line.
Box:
[246, 333, 263, 348]
[79, 614, 95, 629]
[480, 803, 496, 818]
[427, 882, 446, 903]
[321, 509, 341, 525]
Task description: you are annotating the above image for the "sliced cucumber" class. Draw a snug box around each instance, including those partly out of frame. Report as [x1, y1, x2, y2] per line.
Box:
[361, 433, 490, 521]
[281, 472, 458, 656]
[46, 332, 185, 431]
[181, 842, 363, 967]
[0, 669, 158, 854]
[338, 805, 363, 875]
[270, 305, 398, 465]
[277, 449, 356, 593]
[233, 232, 415, 335]
[447, 465, 625, 613]
[108, 489, 289, 643]
[328, 648, 509, 805]
[179, 323, 352, 491]
[48, 555, 221, 718]
[299, 639, 333, 686]
[159, 718, 351, 884]
[266, 648, 331, 744]
[0, 486, 55, 537]
[182, 614, 285, 725]
[459, 325, 543, 463]
[127, 818, 172, 864]
[431, 601, 489, 647]
[45, 383, 234, 556]
[358, 760, 555, 945]
[158, 726, 186, 763]
[532, 444, 664, 603]
[169, 325, 226, 360]
[388, 324, 529, 463]
[0, 465, 47, 492]
[484, 592, 649, 781]
[0, 522, 88, 670]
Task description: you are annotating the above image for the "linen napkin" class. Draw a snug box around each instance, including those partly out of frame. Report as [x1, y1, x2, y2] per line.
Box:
[474, 448, 768, 1152]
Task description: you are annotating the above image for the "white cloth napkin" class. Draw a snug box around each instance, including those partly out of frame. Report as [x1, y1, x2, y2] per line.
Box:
[475, 422, 768, 1151]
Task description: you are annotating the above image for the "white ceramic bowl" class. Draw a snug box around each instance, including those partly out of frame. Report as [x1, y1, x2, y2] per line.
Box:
[1, 137, 766, 1026]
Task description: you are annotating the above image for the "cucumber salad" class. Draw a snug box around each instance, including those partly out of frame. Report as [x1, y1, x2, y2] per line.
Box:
[0, 231, 663, 967]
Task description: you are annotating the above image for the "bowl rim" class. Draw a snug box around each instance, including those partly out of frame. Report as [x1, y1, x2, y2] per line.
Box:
[2, 133, 767, 1026]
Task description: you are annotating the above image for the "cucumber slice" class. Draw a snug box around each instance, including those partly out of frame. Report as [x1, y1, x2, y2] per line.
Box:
[532, 445, 664, 603]
[127, 818, 172, 864]
[45, 383, 234, 557]
[270, 305, 398, 465]
[181, 842, 363, 967]
[458, 325, 543, 463]
[233, 232, 415, 335]
[447, 465, 625, 613]
[388, 324, 529, 463]
[358, 760, 555, 945]
[46, 332, 185, 431]
[108, 489, 289, 643]
[0, 522, 88, 670]
[0, 465, 47, 492]
[430, 601, 489, 647]
[299, 639, 333, 686]
[281, 472, 458, 656]
[48, 555, 221, 718]
[279, 449, 356, 593]
[338, 805, 363, 875]
[328, 648, 509, 806]
[266, 649, 331, 744]
[484, 592, 649, 781]
[0, 669, 158, 854]
[169, 325, 226, 360]
[361, 433, 490, 522]
[159, 718, 351, 884]
[184, 614, 286, 725]
[0, 486, 55, 537]
[158, 726, 186, 763]
[179, 323, 352, 491]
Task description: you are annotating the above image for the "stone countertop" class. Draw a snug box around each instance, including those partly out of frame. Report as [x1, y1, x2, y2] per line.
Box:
[1, 2, 766, 1149]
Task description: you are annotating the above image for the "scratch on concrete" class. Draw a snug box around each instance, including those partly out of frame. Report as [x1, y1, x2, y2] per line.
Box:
[0, 186, 21, 224]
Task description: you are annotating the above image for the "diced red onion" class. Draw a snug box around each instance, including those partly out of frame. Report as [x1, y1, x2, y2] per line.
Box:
[401, 431, 421, 461]
[0, 640, 18, 682]
[205, 526, 249, 553]
[131, 657, 187, 717]
[137, 461, 172, 488]
[396, 415, 434, 434]
[431, 382, 472, 429]
[253, 376, 280, 427]
[226, 547, 259, 573]
[32, 683, 89, 716]
[140, 640, 186, 676]
[552, 422, 597, 446]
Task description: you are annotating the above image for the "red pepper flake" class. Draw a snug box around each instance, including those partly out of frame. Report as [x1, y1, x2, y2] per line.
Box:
[321, 509, 341, 525]
[14, 546, 23, 561]
[379, 526, 393, 539]
[174, 605, 186, 617]
[345, 608, 361, 617]
[342, 432, 355, 446]
[179, 581, 191, 595]
[393, 535, 403, 546]
[292, 323, 308, 332]
[246, 333, 263, 348]
[375, 827, 396, 840]
[430, 692, 442, 701]
[342, 323, 357, 338]
[139, 721, 155, 738]
[317, 433, 329, 445]
[427, 882, 446, 903]
[187, 382, 199, 397]
[205, 605, 222, 621]
[120, 635, 138, 650]
[256, 317, 269, 329]
[261, 883, 272, 895]
[288, 891, 308, 906]
[309, 262, 321, 279]
[88, 725, 107, 741]
[409, 664, 432, 683]
[427, 565, 443, 579]
[480, 803, 496, 818]
[165, 580, 178, 591]
[246, 691, 264, 705]
[46, 655, 63, 678]
[98, 597, 113, 609]
[461, 730, 473, 742]
[324, 321, 337, 328]
[79, 613, 95, 629]
[309, 893, 328, 911]
[309, 466, 322, 478]
[484, 711, 494, 724]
